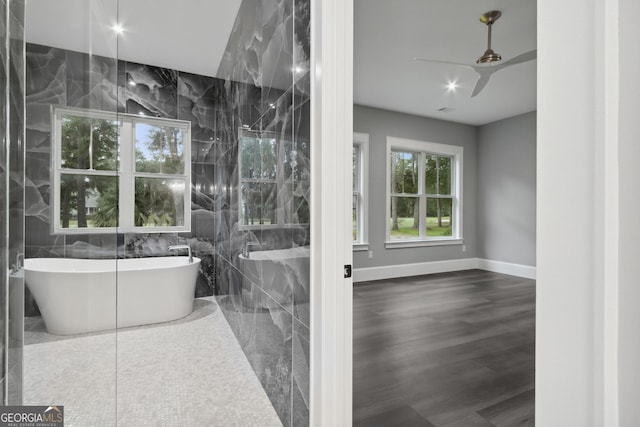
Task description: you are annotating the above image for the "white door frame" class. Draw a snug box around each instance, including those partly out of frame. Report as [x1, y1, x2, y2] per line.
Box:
[310, 0, 625, 425]
[309, 0, 354, 425]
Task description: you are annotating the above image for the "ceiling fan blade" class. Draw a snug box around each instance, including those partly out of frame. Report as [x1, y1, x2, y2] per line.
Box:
[471, 71, 492, 97]
[500, 49, 537, 68]
[412, 57, 475, 71]
[469, 50, 535, 96]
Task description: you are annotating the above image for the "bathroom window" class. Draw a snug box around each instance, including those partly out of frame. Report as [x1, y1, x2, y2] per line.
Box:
[52, 107, 191, 234]
[238, 129, 309, 229]
[386, 136, 463, 248]
[353, 132, 369, 249]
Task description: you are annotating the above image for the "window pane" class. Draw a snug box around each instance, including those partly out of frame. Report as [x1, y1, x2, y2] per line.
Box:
[284, 139, 309, 182]
[135, 123, 185, 174]
[389, 196, 419, 239]
[240, 182, 278, 225]
[240, 136, 277, 179]
[426, 198, 453, 237]
[353, 193, 358, 241]
[283, 183, 310, 225]
[438, 156, 452, 195]
[426, 155, 452, 195]
[390, 151, 419, 194]
[59, 174, 118, 229]
[134, 177, 186, 227]
[353, 144, 360, 191]
[61, 115, 118, 171]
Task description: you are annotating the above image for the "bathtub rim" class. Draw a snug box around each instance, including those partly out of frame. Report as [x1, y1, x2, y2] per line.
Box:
[25, 256, 202, 274]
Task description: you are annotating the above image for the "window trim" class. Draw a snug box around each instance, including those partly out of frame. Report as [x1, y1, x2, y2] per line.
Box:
[385, 136, 463, 247]
[51, 106, 192, 234]
[353, 132, 369, 249]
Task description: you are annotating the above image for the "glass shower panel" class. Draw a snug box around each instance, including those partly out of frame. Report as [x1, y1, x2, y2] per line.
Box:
[1, 0, 26, 406]
[18, 0, 312, 425]
[6, 0, 25, 405]
[23, 0, 119, 424]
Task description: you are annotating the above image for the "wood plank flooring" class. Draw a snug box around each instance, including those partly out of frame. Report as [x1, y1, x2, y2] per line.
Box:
[353, 269, 535, 426]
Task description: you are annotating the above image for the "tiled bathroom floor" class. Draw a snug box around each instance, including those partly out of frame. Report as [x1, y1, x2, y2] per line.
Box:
[23, 297, 282, 427]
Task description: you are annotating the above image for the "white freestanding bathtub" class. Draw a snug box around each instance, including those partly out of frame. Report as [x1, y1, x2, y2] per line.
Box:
[25, 256, 201, 335]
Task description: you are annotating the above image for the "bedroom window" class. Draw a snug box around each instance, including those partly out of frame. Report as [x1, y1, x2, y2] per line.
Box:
[353, 132, 369, 248]
[386, 136, 463, 248]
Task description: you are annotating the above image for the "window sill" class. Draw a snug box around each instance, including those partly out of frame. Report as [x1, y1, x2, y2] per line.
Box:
[384, 238, 463, 249]
[352, 243, 369, 252]
[237, 223, 310, 231]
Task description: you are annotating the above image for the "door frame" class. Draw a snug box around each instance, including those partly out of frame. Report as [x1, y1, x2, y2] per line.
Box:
[309, 0, 624, 425]
[309, 0, 354, 425]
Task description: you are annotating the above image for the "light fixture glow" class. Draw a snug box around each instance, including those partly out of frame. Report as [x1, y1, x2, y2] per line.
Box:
[446, 81, 459, 92]
[112, 24, 124, 35]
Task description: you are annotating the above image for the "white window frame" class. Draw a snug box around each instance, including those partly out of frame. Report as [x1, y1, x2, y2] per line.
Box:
[385, 136, 463, 248]
[51, 106, 192, 234]
[352, 132, 369, 250]
[237, 128, 310, 230]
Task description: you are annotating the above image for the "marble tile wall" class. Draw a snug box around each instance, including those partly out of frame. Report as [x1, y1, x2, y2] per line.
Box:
[216, 0, 310, 425]
[24, 46, 225, 306]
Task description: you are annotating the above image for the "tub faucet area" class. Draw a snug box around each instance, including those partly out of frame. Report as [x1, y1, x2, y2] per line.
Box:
[168, 244, 193, 263]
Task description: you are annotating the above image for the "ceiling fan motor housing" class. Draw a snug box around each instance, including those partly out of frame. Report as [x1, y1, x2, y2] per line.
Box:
[477, 10, 502, 64]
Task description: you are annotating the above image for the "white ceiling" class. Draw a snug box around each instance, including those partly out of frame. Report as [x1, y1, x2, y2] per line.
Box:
[25, 0, 242, 78]
[25, 0, 535, 126]
[354, 0, 537, 125]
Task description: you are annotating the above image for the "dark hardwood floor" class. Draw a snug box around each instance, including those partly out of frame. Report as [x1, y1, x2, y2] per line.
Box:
[353, 269, 535, 426]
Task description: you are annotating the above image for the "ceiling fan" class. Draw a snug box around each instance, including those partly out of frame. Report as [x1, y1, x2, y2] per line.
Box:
[413, 10, 537, 97]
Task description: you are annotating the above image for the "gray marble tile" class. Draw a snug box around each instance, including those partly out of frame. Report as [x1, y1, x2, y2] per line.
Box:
[123, 62, 177, 118]
[292, 319, 309, 426]
[217, 261, 293, 426]
[65, 49, 120, 112]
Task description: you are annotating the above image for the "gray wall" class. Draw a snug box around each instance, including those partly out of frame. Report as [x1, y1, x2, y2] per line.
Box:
[618, 0, 640, 422]
[353, 104, 478, 269]
[477, 112, 536, 266]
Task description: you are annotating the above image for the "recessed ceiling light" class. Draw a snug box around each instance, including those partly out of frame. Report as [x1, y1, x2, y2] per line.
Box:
[446, 81, 459, 92]
[112, 24, 124, 35]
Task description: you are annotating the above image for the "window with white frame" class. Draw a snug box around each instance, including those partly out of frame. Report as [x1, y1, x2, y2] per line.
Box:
[353, 132, 369, 248]
[238, 128, 310, 228]
[386, 136, 463, 247]
[52, 107, 191, 234]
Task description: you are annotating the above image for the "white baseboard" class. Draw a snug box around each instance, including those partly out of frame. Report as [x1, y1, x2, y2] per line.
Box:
[353, 258, 478, 282]
[353, 258, 536, 282]
[477, 258, 537, 280]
